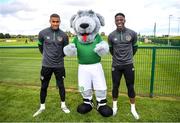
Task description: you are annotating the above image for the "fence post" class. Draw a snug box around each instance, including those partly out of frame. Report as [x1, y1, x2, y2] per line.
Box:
[150, 47, 156, 98]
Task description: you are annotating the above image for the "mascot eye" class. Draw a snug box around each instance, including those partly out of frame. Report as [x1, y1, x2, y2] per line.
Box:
[78, 11, 84, 16]
[88, 10, 94, 14]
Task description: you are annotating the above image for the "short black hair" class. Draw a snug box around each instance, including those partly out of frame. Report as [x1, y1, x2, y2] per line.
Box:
[50, 13, 60, 19]
[115, 13, 125, 18]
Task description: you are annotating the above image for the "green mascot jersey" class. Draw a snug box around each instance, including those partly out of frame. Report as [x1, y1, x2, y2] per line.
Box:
[72, 34, 102, 64]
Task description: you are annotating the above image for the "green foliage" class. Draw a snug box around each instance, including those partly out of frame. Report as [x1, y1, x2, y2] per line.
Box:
[101, 35, 108, 41]
[0, 33, 11, 39]
[4, 33, 11, 38]
[150, 37, 180, 46]
[0, 33, 5, 39]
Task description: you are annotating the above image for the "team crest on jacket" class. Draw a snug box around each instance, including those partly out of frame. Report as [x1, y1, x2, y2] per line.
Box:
[125, 34, 132, 41]
[57, 36, 63, 42]
[113, 38, 118, 41]
[46, 36, 50, 40]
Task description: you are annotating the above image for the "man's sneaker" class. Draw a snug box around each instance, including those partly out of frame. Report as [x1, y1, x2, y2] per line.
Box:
[61, 106, 70, 113]
[33, 108, 45, 117]
[131, 108, 140, 119]
[112, 107, 118, 116]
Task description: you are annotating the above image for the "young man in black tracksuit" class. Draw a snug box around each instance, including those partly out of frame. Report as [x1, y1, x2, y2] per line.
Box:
[108, 13, 139, 119]
[33, 14, 70, 117]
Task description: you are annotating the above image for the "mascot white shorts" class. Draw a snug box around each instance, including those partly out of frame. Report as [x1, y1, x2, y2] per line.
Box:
[78, 63, 107, 92]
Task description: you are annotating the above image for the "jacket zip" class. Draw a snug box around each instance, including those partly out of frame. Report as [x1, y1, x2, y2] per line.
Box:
[53, 32, 55, 41]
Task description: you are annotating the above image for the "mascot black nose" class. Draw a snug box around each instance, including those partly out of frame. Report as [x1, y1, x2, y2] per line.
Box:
[80, 23, 89, 29]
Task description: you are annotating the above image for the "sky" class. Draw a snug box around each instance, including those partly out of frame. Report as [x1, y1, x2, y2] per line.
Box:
[0, 0, 180, 36]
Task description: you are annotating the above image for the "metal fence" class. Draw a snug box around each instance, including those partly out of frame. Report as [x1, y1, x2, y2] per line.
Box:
[136, 46, 180, 97]
[0, 46, 179, 97]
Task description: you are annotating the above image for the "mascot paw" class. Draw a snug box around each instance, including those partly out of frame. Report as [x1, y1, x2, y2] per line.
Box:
[63, 43, 77, 56]
[77, 103, 93, 114]
[94, 41, 109, 56]
[97, 105, 113, 117]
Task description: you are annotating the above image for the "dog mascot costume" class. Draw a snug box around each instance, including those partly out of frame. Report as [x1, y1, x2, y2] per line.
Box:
[64, 10, 113, 117]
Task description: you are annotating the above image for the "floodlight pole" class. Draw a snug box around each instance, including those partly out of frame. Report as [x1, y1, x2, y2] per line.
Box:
[168, 15, 172, 45]
[178, 17, 180, 36]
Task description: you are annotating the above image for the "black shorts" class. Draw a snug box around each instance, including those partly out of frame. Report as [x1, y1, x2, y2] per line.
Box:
[40, 66, 65, 82]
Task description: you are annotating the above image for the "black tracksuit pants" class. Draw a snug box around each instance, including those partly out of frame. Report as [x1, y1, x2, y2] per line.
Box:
[112, 63, 136, 98]
[40, 66, 66, 104]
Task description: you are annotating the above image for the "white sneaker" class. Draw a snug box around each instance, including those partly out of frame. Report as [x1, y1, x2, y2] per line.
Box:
[112, 107, 118, 116]
[33, 108, 45, 117]
[61, 106, 70, 113]
[131, 109, 140, 119]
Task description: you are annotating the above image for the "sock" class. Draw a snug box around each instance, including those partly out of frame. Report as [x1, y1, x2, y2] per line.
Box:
[131, 103, 139, 119]
[113, 101, 117, 109]
[40, 104, 45, 110]
[131, 104, 135, 111]
[112, 101, 118, 116]
[61, 101, 66, 108]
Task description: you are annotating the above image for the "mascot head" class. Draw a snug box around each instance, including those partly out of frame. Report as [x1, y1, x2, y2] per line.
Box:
[70, 10, 105, 44]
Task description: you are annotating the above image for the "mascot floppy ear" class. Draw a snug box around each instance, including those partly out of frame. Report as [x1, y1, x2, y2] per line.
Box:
[70, 14, 77, 28]
[96, 13, 105, 26]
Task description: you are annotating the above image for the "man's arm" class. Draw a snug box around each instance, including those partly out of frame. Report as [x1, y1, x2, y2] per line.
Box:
[108, 35, 113, 55]
[63, 34, 69, 57]
[38, 32, 44, 54]
[132, 32, 138, 55]
[63, 34, 69, 47]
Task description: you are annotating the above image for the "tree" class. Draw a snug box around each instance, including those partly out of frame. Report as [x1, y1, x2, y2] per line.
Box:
[100, 32, 105, 36]
[4, 33, 11, 38]
[0, 33, 5, 39]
